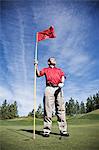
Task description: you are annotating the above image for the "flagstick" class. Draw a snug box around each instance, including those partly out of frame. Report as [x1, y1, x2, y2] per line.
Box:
[33, 64, 36, 139]
[33, 33, 38, 139]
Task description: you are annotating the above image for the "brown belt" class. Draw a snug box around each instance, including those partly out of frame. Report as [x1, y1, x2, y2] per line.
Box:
[46, 83, 58, 87]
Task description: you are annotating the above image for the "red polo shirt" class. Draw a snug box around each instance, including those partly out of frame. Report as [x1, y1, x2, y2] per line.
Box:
[39, 67, 65, 85]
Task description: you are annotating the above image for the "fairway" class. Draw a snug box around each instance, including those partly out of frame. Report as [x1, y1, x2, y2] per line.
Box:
[0, 110, 99, 150]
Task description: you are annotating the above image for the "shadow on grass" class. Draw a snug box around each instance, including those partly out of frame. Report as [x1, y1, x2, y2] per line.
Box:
[7, 128, 60, 140]
[20, 129, 60, 137]
[7, 128, 33, 140]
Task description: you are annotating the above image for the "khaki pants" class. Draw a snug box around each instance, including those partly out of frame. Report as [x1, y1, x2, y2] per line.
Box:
[43, 86, 67, 134]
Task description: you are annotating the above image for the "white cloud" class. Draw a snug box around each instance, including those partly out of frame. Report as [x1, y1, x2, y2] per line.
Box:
[0, 87, 13, 101]
[0, 84, 43, 116]
[64, 79, 99, 102]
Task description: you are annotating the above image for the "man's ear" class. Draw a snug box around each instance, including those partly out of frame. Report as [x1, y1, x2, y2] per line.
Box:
[48, 61, 50, 65]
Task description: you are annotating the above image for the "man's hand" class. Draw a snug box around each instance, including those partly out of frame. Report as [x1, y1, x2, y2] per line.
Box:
[34, 60, 38, 65]
[34, 61, 40, 77]
[58, 83, 64, 88]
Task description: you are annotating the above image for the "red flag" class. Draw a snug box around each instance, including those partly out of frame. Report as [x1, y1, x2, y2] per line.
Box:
[37, 26, 56, 42]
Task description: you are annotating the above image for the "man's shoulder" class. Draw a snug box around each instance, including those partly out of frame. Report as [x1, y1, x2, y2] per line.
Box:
[41, 67, 49, 71]
[43, 67, 49, 70]
[55, 67, 63, 71]
[42, 67, 64, 72]
[55, 67, 65, 75]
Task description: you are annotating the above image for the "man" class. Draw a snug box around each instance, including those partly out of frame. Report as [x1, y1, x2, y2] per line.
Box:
[35, 57, 69, 137]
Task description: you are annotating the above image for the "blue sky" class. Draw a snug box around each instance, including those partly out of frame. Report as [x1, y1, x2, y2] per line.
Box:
[0, 0, 99, 116]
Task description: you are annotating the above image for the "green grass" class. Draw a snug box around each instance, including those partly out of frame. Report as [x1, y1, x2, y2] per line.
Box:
[0, 110, 99, 150]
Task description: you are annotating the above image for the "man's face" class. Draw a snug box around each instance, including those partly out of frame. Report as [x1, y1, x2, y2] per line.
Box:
[48, 57, 56, 65]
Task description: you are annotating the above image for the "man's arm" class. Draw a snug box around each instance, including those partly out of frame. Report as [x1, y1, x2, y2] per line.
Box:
[61, 76, 65, 83]
[58, 76, 65, 88]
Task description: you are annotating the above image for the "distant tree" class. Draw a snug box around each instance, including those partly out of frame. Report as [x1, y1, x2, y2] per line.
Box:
[36, 104, 43, 118]
[75, 100, 80, 114]
[1, 100, 18, 119]
[93, 92, 99, 110]
[28, 109, 34, 117]
[0, 106, 1, 119]
[1, 100, 8, 119]
[68, 98, 76, 116]
[65, 101, 69, 115]
[93, 94, 96, 110]
[28, 104, 43, 118]
[86, 96, 94, 113]
[65, 99, 80, 115]
[8, 101, 18, 119]
[37, 104, 42, 114]
[80, 101, 85, 114]
[13, 101, 18, 117]
[9, 104, 14, 119]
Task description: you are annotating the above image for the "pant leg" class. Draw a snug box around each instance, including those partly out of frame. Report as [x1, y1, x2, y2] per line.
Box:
[43, 86, 55, 134]
[55, 89, 67, 133]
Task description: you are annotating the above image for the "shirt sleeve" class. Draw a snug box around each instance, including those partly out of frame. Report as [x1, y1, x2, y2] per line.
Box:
[39, 68, 45, 76]
[60, 69, 66, 79]
[60, 69, 65, 76]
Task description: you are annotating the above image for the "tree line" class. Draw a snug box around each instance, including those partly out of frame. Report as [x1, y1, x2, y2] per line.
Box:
[28, 91, 99, 117]
[0, 91, 99, 119]
[86, 92, 99, 112]
[65, 98, 85, 115]
[65, 91, 99, 115]
[0, 100, 18, 119]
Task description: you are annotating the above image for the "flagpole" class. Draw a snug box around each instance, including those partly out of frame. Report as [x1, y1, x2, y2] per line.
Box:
[33, 33, 38, 139]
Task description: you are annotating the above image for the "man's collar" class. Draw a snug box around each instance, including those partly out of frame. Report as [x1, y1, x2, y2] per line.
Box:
[49, 65, 55, 68]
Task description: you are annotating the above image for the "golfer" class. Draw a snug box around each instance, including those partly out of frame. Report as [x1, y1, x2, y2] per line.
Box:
[35, 57, 69, 137]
